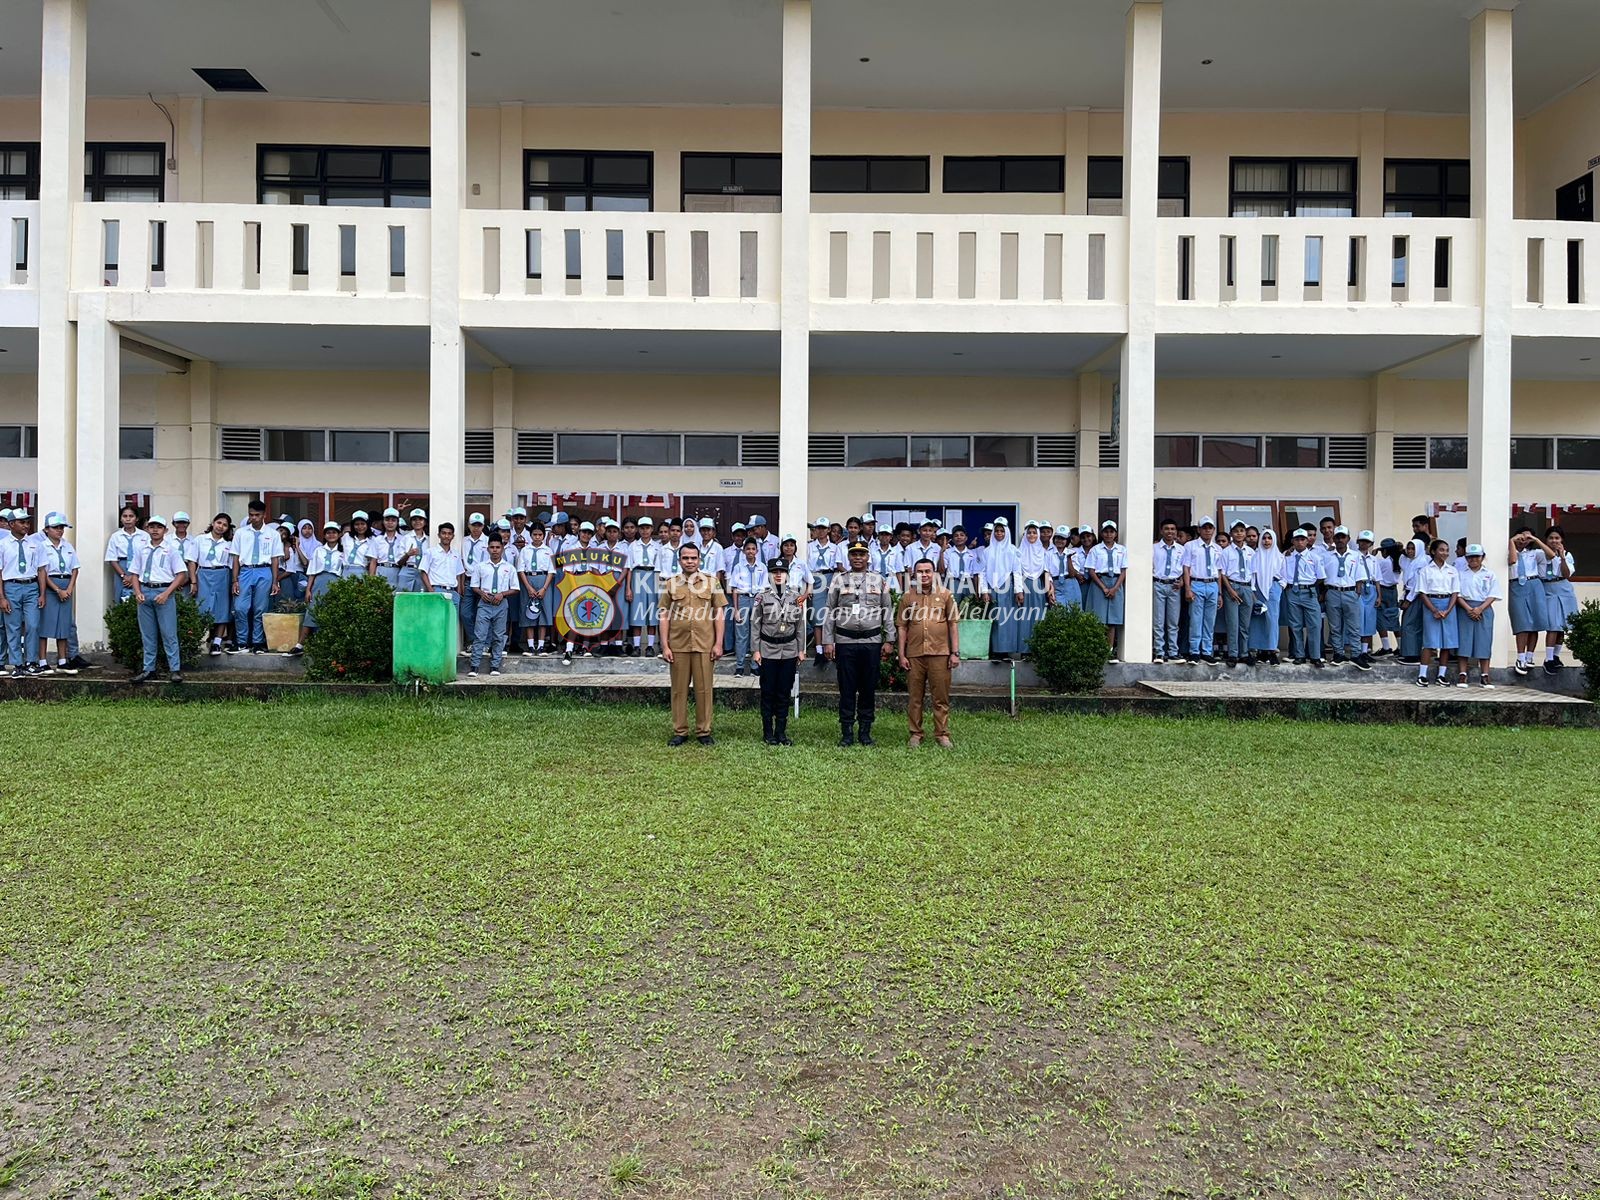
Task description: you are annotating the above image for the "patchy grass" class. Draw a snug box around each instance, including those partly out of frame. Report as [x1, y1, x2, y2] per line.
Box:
[1, 695, 1598, 1198]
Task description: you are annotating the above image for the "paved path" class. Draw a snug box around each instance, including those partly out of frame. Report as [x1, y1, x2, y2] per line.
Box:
[1141, 679, 1589, 705]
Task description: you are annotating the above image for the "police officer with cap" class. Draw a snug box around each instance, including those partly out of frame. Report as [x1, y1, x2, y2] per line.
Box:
[817, 540, 894, 746]
[751, 557, 806, 745]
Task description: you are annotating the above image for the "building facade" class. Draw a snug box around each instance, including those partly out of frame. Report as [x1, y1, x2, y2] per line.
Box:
[1, 0, 1598, 657]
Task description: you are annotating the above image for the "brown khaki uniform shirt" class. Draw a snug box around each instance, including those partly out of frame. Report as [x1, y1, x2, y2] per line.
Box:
[661, 571, 727, 653]
[896, 585, 960, 657]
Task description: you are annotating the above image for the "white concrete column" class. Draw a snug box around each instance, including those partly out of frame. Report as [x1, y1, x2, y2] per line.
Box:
[1118, 1, 1162, 663]
[37, 0, 87, 513]
[74, 293, 119, 648]
[1369, 373, 1396, 532]
[498, 102, 523, 211]
[1357, 110, 1386, 218]
[491, 366, 515, 514]
[778, 0, 812, 540]
[429, 0, 468, 530]
[1062, 110, 1090, 216]
[1076, 372, 1101, 525]
[189, 360, 216, 518]
[1469, 5, 1515, 665]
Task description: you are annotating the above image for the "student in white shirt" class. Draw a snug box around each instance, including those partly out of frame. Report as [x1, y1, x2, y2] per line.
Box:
[301, 521, 347, 652]
[1411, 538, 1460, 686]
[397, 509, 429, 593]
[104, 505, 149, 604]
[1453, 543, 1499, 688]
[515, 524, 556, 654]
[1015, 520, 1051, 653]
[981, 519, 1023, 660]
[230, 499, 283, 654]
[1322, 525, 1372, 669]
[727, 538, 767, 675]
[276, 524, 306, 607]
[1083, 520, 1128, 661]
[456, 512, 491, 655]
[366, 507, 414, 590]
[1151, 519, 1184, 664]
[1398, 537, 1429, 662]
[467, 535, 517, 677]
[625, 517, 660, 656]
[1180, 518, 1223, 664]
[1218, 520, 1258, 666]
[1280, 527, 1328, 666]
[193, 514, 234, 654]
[1539, 526, 1579, 675]
[1371, 538, 1403, 655]
[1247, 527, 1285, 665]
[128, 515, 190, 684]
[420, 520, 466, 610]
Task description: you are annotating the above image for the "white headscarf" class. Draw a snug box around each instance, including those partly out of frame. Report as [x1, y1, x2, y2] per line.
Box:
[1253, 530, 1284, 592]
[1017, 528, 1047, 576]
[297, 519, 319, 562]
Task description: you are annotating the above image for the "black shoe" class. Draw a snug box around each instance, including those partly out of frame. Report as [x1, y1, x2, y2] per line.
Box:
[249, 645, 262, 654]
[776, 726, 793, 746]
[1203, 655, 1219, 664]
[23, 663, 42, 677]
[1551, 655, 1566, 670]
[130, 670, 153, 684]
[668, 734, 689, 746]
[68, 655, 96, 670]
[1354, 654, 1374, 672]
[1543, 659, 1559, 675]
[1224, 657, 1237, 667]
[223, 644, 242, 655]
[858, 729, 876, 746]
[1414, 676, 1429, 688]
[1293, 657, 1307, 666]
[1310, 658, 1324, 669]
[697, 734, 715, 746]
[763, 733, 778, 745]
[1513, 660, 1529, 676]
[735, 667, 746, 677]
[839, 731, 856, 747]
[169, 672, 183, 684]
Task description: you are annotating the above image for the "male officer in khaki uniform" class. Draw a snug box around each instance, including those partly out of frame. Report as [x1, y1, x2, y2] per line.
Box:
[897, 558, 962, 748]
[817, 540, 894, 746]
[658, 542, 726, 745]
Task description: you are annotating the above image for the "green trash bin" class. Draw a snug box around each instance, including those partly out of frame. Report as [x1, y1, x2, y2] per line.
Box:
[957, 618, 992, 660]
[393, 591, 460, 684]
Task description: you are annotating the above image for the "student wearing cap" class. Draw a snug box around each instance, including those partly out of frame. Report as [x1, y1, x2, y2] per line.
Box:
[300, 521, 347, 651]
[751, 557, 805, 745]
[35, 513, 80, 675]
[339, 510, 375, 585]
[397, 509, 429, 592]
[746, 516, 778, 563]
[276, 523, 306, 608]
[170, 513, 199, 598]
[1084, 520, 1128, 659]
[903, 520, 942, 584]
[1049, 524, 1080, 614]
[1280, 528, 1327, 665]
[819, 540, 894, 746]
[1356, 531, 1380, 653]
[465, 534, 516, 677]
[1248, 527, 1285, 665]
[898, 557, 962, 749]
[0, 509, 44, 677]
[1152, 519, 1183, 663]
[192, 514, 235, 655]
[944, 525, 982, 612]
[1538, 526, 1579, 674]
[870, 526, 897, 578]
[1180, 518, 1223, 664]
[365, 507, 412, 590]
[1372, 537, 1404, 655]
[458, 513, 491, 654]
[548, 511, 576, 555]
[1454, 543, 1499, 687]
[230, 500, 282, 654]
[1323, 525, 1373, 669]
[127, 516, 189, 684]
[516, 523, 556, 653]
[806, 519, 838, 666]
[1016, 519, 1051, 653]
[980, 517, 1023, 661]
[696, 518, 725, 586]
[105, 505, 149, 604]
[1397, 537, 1430, 662]
[1411, 538, 1460, 686]
[659, 542, 727, 745]
[727, 536, 768, 676]
[625, 516, 661, 655]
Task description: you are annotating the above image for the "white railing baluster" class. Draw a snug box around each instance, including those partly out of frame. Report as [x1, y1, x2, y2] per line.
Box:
[258, 210, 293, 294]
[1014, 227, 1045, 302]
[973, 227, 1002, 302]
[887, 223, 917, 301]
[621, 224, 649, 298]
[707, 220, 739, 301]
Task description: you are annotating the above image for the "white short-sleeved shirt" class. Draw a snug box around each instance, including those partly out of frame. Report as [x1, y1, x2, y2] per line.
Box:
[1457, 566, 1500, 604]
[0, 535, 39, 581]
[194, 535, 232, 570]
[459, 533, 491, 572]
[1280, 548, 1326, 586]
[421, 546, 465, 586]
[1411, 562, 1460, 598]
[279, 543, 304, 575]
[38, 537, 81, 576]
[105, 527, 150, 564]
[366, 531, 415, 568]
[1221, 542, 1256, 584]
[518, 544, 555, 576]
[904, 541, 942, 572]
[728, 557, 768, 594]
[306, 544, 345, 578]
[1542, 551, 1577, 583]
[231, 524, 283, 567]
[128, 540, 187, 586]
[471, 558, 518, 596]
[1181, 539, 1223, 581]
[944, 546, 980, 580]
[1324, 547, 1367, 587]
[1152, 541, 1184, 581]
[1086, 543, 1128, 575]
[1513, 546, 1549, 582]
[170, 533, 198, 565]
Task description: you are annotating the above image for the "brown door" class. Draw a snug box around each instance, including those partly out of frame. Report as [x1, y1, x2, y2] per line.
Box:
[328, 492, 388, 525]
[264, 492, 325, 527]
[683, 494, 778, 535]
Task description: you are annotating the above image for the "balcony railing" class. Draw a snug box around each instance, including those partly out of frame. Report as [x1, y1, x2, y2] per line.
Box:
[73, 203, 430, 298]
[812, 214, 1126, 305]
[461, 211, 780, 303]
[0, 202, 39, 290]
[1517, 222, 1600, 308]
[1159, 217, 1479, 308]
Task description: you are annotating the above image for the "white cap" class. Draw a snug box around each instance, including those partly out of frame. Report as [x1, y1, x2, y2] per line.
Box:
[279, 522, 295, 532]
[993, 516, 1009, 527]
[173, 511, 192, 523]
[497, 519, 512, 530]
[1078, 524, 1093, 535]
[579, 520, 596, 531]
[731, 521, 746, 531]
[146, 513, 168, 527]
[749, 514, 767, 525]
[468, 512, 486, 524]
[860, 512, 876, 523]
[511, 506, 528, 517]
[638, 516, 654, 526]
[351, 509, 370, 521]
[983, 521, 995, 530]
[781, 532, 799, 544]
[44, 511, 71, 528]
[322, 520, 340, 531]
[1055, 523, 1072, 536]
[1291, 527, 1311, 539]
[1101, 519, 1118, 530]
[0, 508, 11, 519]
[1023, 518, 1040, 528]
[699, 517, 716, 529]
[409, 508, 427, 520]
[1333, 524, 1350, 536]
[813, 517, 831, 527]
[1358, 529, 1375, 542]
[382, 506, 400, 518]
[1466, 542, 1486, 556]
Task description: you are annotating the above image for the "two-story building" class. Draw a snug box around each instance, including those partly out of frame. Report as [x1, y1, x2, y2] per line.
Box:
[1, 0, 1597, 656]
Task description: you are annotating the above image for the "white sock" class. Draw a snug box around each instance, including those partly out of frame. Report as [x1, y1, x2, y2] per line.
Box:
[1418, 664, 1428, 678]
[58, 657, 67, 666]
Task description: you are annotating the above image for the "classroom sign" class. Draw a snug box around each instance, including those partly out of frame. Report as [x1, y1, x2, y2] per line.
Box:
[553, 547, 627, 641]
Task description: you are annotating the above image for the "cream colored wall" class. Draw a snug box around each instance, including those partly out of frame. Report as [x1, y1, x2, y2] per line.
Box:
[1519, 74, 1600, 221]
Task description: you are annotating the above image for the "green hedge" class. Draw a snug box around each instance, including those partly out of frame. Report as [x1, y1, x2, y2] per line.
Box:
[105, 594, 209, 671]
[1027, 604, 1111, 694]
[303, 575, 395, 683]
[1566, 599, 1600, 702]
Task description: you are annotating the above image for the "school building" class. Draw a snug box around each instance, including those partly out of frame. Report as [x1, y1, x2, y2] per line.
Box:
[0, 0, 1598, 656]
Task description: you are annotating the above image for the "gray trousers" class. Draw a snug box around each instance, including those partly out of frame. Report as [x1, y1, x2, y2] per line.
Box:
[1152, 579, 1181, 659]
[1325, 586, 1362, 656]
[136, 595, 180, 672]
[1222, 582, 1254, 658]
[1285, 586, 1323, 660]
[472, 599, 508, 669]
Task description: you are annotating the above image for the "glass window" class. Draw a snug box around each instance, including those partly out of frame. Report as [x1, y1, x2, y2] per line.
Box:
[1264, 436, 1324, 468]
[909, 436, 971, 467]
[256, 145, 431, 206]
[1510, 437, 1553, 470]
[847, 436, 908, 468]
[331, 430, 391, 462]
[0, 426, 20, 457]
[1087, 156, 1191, 215]
[811, 156, 929, 194]
[85, 143, 164, 203]
[527, 152, 650, 205]
[1231, 158, 1356, 217]
[1154, 434, 1199, 467]
[264, 429, 326, 462]
[942, 157, 1004, 193]
[682, 154, 733, 193]
[1384, 159, 1470, 218]
[557, 433, 619, 465]
[621, 434, 682, 466]
[973, 435, 1033, 468]
[394, 431, 430, 463]
[684, 434, 740, 466]
[325, 150, 385, 181]
[1202, 436, 1261, 469]
[942, 157, 1063, 194]
[1557, 438, 1600, 470]
[1429, 437, 1468, 470]
[118, 427, 154, 460]
[1552, 506, 1599, 580]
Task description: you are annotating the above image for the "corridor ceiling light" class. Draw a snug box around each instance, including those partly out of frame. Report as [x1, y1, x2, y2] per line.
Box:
[320, 344, 334, 350]
[1201, 59, 1214, 65]
[470, 51, 482, 57]
[859, 57, 871, 63]
[192, 68, 267, 93]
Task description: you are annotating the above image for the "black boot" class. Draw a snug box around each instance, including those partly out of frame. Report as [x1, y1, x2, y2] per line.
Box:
[857, 723, 876, 747]
[762, 715, 777, 745]
[775, 716, 793, 746]
[839, 725, 855, 747]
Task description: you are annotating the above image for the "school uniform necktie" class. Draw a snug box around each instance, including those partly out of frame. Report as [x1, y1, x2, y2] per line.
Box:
[17, 540, 25, 574]
[1291, 552, 1301, 583]
[1204, 545, 1213, 576]
[1164, 546, 1175, 576]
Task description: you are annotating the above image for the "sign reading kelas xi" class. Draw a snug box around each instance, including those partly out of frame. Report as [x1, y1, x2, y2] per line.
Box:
[553, 547, 627, 642]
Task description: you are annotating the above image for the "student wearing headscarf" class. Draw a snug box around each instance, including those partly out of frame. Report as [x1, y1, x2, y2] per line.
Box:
[1398, 537, 1429, 662]
[1015, 519, 1052, 654]
[980, 518, 1022, 661]
[296, 518, 319, 566]
[1247, 526, 1285, 664]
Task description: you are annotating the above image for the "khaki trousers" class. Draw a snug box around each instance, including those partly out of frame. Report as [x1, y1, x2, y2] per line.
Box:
[907, 654, 951, 737]
[670, 649, 715, 736]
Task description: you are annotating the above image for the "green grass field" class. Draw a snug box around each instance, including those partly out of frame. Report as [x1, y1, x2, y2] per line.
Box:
[2, 697, 1598, 1199]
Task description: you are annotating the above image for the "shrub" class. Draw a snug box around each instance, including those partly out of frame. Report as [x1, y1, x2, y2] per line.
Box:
[303, 575, 394, 683]
[1028, 604, 1112, 694]
[878, 648, 907, 692]
[1566, 599, 1600, 702]
[105, 594, 209, 671]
